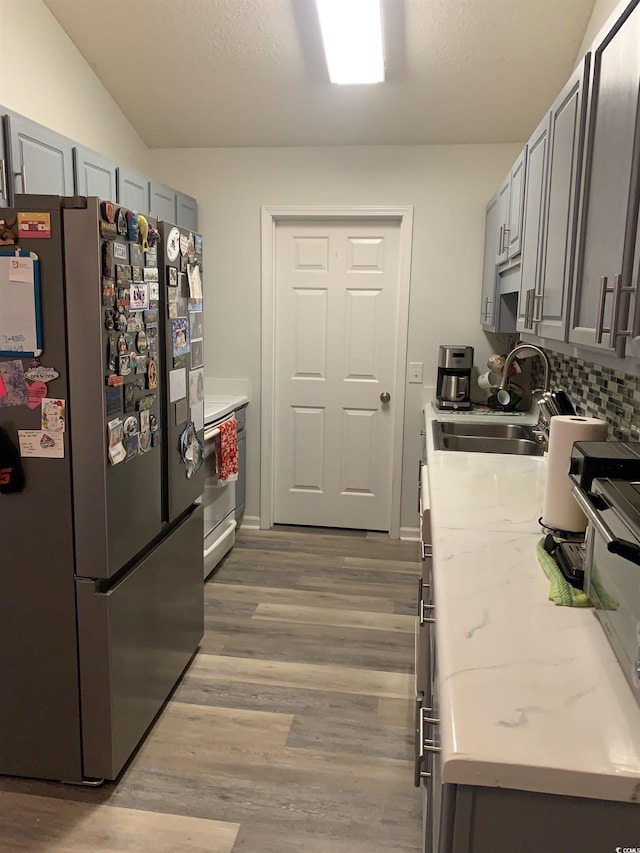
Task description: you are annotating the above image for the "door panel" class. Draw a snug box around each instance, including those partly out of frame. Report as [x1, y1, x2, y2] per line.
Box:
[291, 406, 324, 490]
[176, 191, 198, 231]
[481, 193, 499, 329]
[117, 166, 149, 212]
[507, 149, 527, 260]
[73, 146, 117, 200]
[539, 58, 589, 341]
[569, 3, 640, 353]
[7, 113, 74, 196]
[517, 113, 550, 333]
[292, 288, 327, 375]
[274, 219, 400, 530]
[150, 180, 177, 223]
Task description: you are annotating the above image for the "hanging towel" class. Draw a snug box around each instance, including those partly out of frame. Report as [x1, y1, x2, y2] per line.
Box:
[536, 539, 591, 607]
[215, 417, 238, 483]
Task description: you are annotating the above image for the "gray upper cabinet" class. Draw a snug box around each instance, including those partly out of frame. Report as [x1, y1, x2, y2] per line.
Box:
[569, 0, 640, 356]
[117, 166, 150, 214]
[517, 113, 551, 334]
[481, 193, 500, 330]
[176, 191, 198, 231]
[6, 112, 74, 197]
[495, 149, 527, 268]
[506, 148, 527, 261]
[537, 57, 590, 342]
[73, 146, 117, 201]
[149, 180, 177, 224]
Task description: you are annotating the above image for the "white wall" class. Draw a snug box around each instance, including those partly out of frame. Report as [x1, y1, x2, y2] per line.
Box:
[576, 0, 621, 58]
[0, 0, 149, 172]
[150, 144, 522, 530]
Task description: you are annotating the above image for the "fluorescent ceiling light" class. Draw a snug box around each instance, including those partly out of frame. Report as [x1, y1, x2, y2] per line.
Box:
[316, 0, 385, 85]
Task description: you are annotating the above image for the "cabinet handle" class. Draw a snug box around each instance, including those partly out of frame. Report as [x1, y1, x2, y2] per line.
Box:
[524, 288, 533, 329]
[421, 602, 435, 625]
[14, 165, 27, 194]
[533, 293, 543, 324]
[486, 300, 493, 322]
[502, 226, 510, 253]
[609, 273, 636, 349]
[0, 160, 7, 201]
[497, 225, 503, 256]
[595, 275, 613, 343]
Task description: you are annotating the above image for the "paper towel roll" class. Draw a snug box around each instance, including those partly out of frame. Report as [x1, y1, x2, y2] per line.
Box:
[542, 415, 608, 533]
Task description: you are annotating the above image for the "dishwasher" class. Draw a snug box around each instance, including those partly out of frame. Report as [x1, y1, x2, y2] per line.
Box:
[203, 412, 237, 579]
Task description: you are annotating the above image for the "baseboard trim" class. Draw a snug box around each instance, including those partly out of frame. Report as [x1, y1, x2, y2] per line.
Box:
[400, 526, 419, 542]
[239, 515, 261, 530]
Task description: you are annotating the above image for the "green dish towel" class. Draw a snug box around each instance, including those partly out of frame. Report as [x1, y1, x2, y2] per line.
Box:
[536, 539, 591, 607]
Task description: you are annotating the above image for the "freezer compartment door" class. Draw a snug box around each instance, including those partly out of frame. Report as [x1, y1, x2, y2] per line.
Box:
[76, 504, 204, 780]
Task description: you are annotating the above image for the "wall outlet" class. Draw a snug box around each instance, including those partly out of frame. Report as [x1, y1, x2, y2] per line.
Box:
[409, 362, 423, 384]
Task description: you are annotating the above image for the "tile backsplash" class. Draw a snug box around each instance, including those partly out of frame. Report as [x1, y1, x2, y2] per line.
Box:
[531, 348, 640, 441]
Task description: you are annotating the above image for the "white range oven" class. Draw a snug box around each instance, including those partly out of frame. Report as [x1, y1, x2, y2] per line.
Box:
[202, 410, 237, 579]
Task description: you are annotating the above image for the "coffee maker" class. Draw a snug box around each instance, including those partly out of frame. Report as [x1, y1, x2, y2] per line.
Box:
[436, 346, 474, 411]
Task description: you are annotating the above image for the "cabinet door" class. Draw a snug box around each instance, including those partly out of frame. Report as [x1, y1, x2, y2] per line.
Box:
[495, 175, 510, 265]
[538, 58, 590, 342]
[481, 193, 500, 330]
[569, 1, 640, 355]
[176, 191, 198, 231]
[117, 166, 149, 213]
[0, 116, 9, 207]
[6, 112, 74, 196]
[517, 115, 551, 334]
[73, 146, 117, 201]
[507, 148, 527, 260]
[149, 180, 177, 223]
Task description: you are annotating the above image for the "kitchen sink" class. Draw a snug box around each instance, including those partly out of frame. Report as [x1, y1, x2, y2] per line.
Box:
[432, 420, 545, 456]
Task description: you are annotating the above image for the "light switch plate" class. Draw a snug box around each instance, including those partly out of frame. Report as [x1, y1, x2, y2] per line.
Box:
[409, 362, 423, 384]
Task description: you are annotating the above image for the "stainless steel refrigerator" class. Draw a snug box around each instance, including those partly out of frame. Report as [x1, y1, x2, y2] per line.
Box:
[0, 195, 205, 783]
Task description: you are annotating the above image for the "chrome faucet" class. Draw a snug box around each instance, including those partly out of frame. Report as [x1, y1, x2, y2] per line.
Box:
[497, 343, 550, 407]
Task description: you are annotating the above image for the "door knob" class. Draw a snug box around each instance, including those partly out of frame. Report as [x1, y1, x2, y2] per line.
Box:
[380, 392, 391, 404]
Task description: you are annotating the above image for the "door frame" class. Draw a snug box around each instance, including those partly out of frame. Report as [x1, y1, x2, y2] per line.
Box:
[260, 205, 414, 537]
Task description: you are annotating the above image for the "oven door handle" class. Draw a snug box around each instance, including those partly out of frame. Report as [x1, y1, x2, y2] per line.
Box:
[204, 426, 221, 442]
[607, 538, 640, 566]
[572, 486, 640, 565]
[572, 487, 616, 544]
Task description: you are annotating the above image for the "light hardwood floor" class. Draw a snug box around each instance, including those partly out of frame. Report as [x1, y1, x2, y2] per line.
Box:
[0, 526, 422, 852]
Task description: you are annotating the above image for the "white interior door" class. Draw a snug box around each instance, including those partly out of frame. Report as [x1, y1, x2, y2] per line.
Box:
[273, 219, 401, 531]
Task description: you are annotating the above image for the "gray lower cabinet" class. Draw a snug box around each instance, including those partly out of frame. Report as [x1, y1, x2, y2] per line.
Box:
[438, 785, 640, 852]
[569, 0, 640, 356]
[536, 56, 590, 341]
[177, 191, 198, 231]
[517, 112, 551, 334]
[149, 179, 177, 223]
[481, 193, 500, 330]
[117, 166, 150, 213]
[5, 111, 74, 197]
[73, 145, 117, 201]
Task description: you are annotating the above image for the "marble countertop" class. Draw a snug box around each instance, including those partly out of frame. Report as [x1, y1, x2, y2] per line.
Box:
[424, 404, 640, 804]
[204, 394, 249, 425]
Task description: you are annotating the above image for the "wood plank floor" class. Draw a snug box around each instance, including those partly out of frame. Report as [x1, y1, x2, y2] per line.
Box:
[0, 526, 422, 852]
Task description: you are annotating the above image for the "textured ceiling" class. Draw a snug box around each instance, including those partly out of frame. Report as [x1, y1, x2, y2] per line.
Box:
[43, 0, 595, 148]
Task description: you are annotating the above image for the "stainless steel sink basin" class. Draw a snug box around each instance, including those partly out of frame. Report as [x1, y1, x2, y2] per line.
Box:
[432, 420, 545, 456]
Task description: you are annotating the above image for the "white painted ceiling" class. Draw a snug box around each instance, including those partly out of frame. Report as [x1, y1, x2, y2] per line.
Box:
[43, 0, 595, 148]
